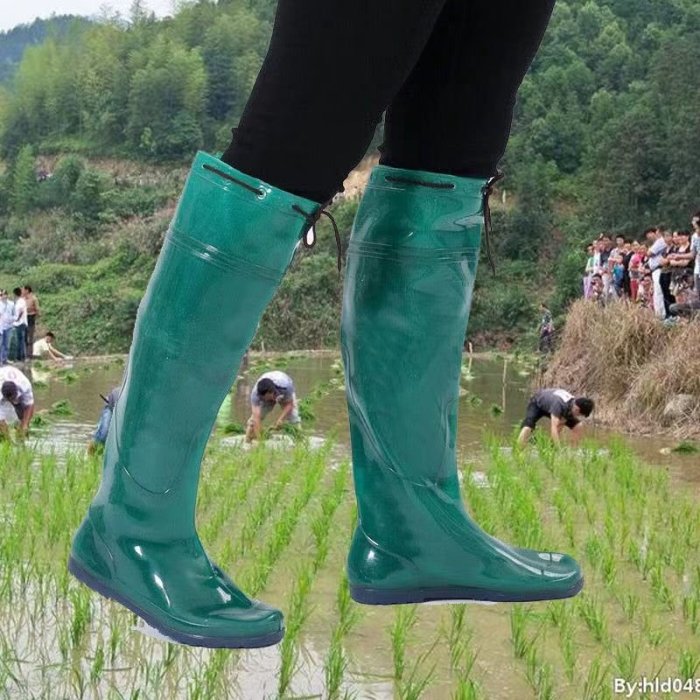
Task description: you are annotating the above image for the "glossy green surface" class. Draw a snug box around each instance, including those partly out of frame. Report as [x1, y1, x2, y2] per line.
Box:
[342, 165, 583, 601]
[70, 152, 318, 645]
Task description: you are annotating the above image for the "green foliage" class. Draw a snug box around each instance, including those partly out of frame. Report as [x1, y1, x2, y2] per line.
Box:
[49, 400, 74, 416]
[1, 0, 698, 349]
[256, 253, 343, 350]
[672, 442, 698, 455]
[35, 155, 85, 209]
[19, 263, 89, 295]
[126, 37, 207, 159]
[70, 169, 109, 223]
[40, 279, 142, 354]
[0, 16, 92, 84]
[10, 145, 37, 214]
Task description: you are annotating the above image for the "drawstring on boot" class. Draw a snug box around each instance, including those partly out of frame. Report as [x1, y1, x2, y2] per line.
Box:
[200, 161, 343, 273]
[292, 204, 343, 273]
[482, 171, 504, 275]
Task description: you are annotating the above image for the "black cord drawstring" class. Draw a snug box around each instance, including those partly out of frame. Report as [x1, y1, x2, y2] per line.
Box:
[292, 204, 342, 273]
[202, 163, 264, 196]
[482, 171, 504, 276]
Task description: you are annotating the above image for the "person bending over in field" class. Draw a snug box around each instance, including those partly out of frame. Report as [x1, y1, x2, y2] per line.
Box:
[518, 388, 594, 447]
[0, 366, 35, 440]
[245, 371, 300, 442]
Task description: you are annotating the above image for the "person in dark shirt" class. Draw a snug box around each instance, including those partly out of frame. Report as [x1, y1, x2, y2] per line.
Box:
[517, 388, 594, 447]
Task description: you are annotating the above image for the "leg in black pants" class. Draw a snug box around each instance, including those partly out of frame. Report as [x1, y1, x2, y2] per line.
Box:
[660, 272, 675, 316]
[224, 0, 583, 608]
[222, 0, 555, 202]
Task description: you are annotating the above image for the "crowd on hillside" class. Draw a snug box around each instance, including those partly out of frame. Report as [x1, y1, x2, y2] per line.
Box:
[582, 213, 700, 321]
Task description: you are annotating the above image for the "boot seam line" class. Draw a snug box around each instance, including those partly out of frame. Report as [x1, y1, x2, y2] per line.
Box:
[346, 245, 480, 264]
[167, 229, 285, 282]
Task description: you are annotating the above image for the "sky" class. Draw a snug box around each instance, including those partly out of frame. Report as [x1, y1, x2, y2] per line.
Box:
[1, 0, 175, 32]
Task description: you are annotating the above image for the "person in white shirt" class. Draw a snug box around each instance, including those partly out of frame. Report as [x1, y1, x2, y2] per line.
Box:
[12, 287, 28, 362]
[0, 290, 14, 365]
[33, 332, 70, 361]
[245, 370, 300, 442]
[645, 228, 668, 318]
[0, 365, 34, 438]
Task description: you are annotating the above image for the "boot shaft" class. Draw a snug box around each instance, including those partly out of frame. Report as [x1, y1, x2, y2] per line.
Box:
[342, 165, 487, 492]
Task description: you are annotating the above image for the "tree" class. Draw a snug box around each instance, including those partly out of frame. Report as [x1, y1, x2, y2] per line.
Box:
[10, 145, 37, 215]
[126, 37, 207, 158]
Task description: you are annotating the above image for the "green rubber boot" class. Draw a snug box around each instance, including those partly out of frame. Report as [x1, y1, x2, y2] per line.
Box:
[69, 152, 320, 647]
[342, 165, 583, 605]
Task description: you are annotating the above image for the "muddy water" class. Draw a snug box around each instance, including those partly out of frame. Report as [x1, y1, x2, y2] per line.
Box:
[25, 353, 699, 487]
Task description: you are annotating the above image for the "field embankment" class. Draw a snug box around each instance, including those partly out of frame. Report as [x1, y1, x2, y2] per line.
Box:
[544, 301, 700, 438]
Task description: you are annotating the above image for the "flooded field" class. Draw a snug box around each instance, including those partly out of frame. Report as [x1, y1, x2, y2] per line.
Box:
[25, 353, 700, 488]
[1, 354, 699, 699]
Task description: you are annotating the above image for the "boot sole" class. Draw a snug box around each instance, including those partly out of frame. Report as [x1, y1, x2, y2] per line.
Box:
[350, 576, 584, 605]
[68, 556, 284, 649]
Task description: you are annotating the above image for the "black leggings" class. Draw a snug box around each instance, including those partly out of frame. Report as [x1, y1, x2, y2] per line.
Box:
[221, 0, 555, 204]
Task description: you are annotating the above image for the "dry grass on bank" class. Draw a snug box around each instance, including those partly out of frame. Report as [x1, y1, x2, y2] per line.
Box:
[544, 300, 700, 436]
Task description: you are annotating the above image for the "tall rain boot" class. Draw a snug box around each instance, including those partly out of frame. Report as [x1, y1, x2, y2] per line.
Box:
[342, 165, 583, 604]
[69, 152, 320, 647]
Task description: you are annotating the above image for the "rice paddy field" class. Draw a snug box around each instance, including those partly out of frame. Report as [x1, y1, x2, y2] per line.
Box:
[1, 355, 699, 699]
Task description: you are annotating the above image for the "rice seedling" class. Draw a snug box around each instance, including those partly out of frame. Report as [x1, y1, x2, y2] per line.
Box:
[390, 606, 418, 681]
[581, 657, 611, 700]
[577, 595, 608, 645]
[90, 644, 105, 684]
[618, 592, 640, 623]
[585, 533, 603, 571]
[560, 626, 577, 684]
[324, 631, 349, 700]
[446, 606, 473, 670]
[69, 588, 92, 646]
[397, 644, 437, 700]
[335, 576, 360, 639]
[678, 649, 700, 680]
[453, 677, 484, 700]
[682, 593, 699, 633]
[69, 666, 87, 699]
[524, 649, 554, 700]
[644, 622, 665, 649]
[510, 606, 536, 660]
[546, 600, 574, 629]
[613, 636, 641, 679]
[600, 550, 617, 588]
[278, 564, 314, 697]
[49, 399, 74, 416]
[649, 565, 675, 611]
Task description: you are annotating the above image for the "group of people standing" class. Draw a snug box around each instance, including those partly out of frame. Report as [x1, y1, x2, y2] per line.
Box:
[583, 213, 700, 320]
[0, 286, 40, 364]
[0, 286, 68, 363]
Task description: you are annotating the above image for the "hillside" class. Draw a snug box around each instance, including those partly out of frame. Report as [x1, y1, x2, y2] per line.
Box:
[0, 16, 92, 83]
[0, 0, 698, 353]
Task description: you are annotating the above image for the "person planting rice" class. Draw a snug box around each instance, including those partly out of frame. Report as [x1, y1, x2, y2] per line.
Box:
[245, 371, 300, 442]
[0, 365, 35, 440]
[518, 388, 594, 447]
